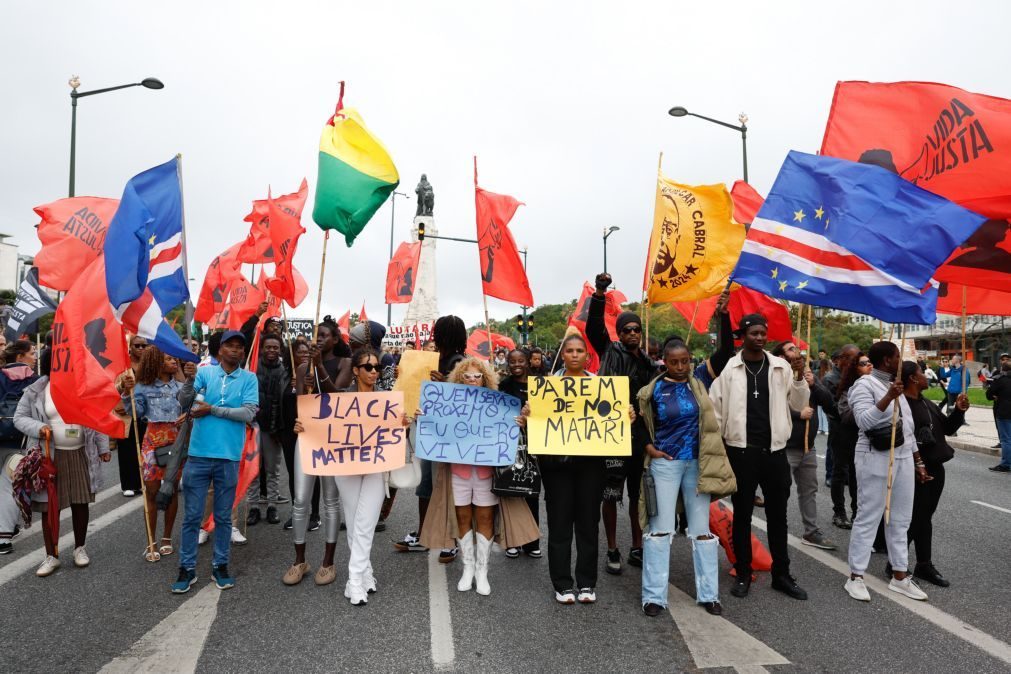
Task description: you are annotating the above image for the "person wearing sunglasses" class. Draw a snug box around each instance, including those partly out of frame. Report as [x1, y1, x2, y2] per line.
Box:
[420, 357, 537, 597]
[586, 272, 655, 575]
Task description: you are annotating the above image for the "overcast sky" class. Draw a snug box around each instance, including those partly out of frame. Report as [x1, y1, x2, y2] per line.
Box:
[3, 1, 1009, 327]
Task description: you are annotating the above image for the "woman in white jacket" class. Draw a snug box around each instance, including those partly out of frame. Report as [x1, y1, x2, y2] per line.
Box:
[844, 340, 929, 603]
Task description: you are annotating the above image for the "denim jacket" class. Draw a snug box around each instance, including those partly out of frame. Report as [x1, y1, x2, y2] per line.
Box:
[127, 378, 183, 423]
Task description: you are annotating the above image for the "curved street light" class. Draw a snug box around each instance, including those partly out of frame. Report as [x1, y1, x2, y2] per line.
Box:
[603, 226, 621, 274]
[668, 106, 749, 183]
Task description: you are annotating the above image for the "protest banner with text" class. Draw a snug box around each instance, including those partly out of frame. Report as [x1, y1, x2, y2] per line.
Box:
[297, 391, 407, 476]
[415, 382, 522, 467]
[393, 349, 439, 415]
[527, 376, 631, 456]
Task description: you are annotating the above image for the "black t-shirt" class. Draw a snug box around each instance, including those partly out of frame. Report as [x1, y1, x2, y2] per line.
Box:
[499, 376, 528, 404]
[743, 355, 772, 450]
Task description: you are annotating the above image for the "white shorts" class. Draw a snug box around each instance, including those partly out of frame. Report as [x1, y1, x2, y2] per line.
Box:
[451, 471, 499, 507]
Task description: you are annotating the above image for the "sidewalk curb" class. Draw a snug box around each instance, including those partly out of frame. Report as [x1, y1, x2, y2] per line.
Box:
[950, 439, 1000, 456]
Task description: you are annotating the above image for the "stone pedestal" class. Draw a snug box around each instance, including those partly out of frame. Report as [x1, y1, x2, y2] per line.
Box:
[403, 215, 439, 327]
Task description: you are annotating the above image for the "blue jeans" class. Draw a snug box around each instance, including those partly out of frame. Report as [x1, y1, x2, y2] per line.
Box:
[997, 418, 1011, 468]
[641, 458, 719, 606]
[180, 456, 239, 570]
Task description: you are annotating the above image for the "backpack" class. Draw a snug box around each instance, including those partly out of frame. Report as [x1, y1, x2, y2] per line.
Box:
[0, 373, 35, 448]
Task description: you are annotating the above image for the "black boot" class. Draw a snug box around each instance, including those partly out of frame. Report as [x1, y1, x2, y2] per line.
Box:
[771, 574, 808, 600]
[246, 507, 261, 526]
[266, 506, 280, 524]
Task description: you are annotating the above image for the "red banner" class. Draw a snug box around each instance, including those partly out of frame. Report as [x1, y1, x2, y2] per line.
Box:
[34, 197, 120, 291]
[238, 180, 308, 264]
[476, 185, 533, 306]
[568, 282, 627, 373]
[49, 257, 129, 437]
[937, 282, 1011, 316]
[385, 241, 422, 304]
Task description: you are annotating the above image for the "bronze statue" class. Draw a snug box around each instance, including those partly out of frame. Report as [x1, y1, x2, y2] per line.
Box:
[415, 174, 434, 216]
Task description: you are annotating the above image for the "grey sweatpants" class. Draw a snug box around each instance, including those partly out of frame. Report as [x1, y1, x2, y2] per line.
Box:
[785, 447, 819, 537]
[0, 450, 22, 535]
[247, 431, 284, 503]
[848, 450, 914, 575]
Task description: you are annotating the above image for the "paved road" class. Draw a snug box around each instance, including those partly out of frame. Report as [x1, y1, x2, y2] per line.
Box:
[3, 435, 1010, 673]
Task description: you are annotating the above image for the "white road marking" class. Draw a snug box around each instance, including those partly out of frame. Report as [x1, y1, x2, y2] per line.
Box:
[428, 550, 455, 671]
[971, 500, 1011, 515]
[0, 497, 143, 587]
[750, 515, 1011, 665]
[16, 485, 121, 543]
[666, 583, 788, 670]
[98, 582, 221, 673]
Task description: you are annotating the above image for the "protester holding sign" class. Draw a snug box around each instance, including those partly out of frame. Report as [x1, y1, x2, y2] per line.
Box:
[334, 347, 400, 606]
[419, 357, 537, 596]
[637, 340, 736, 618]
[497, 349, 541, 559]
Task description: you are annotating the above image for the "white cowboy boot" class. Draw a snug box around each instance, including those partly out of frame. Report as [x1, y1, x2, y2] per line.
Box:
[475, 533, 492, 596]
[456, 531, 475, 592]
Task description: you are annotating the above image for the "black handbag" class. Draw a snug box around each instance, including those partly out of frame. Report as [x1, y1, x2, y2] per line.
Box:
[865, 420, 903, 452]
[492, 445, 541, 498]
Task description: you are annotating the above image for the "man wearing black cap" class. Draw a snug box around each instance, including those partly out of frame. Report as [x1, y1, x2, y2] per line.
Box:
[173, 330, 259, 594]
[587, 272, 656, 574]
[709, 314, 810, 600]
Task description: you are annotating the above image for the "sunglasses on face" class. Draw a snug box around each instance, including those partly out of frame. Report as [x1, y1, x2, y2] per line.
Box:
[355, 363, 379, 373]
[462, 372, 484, 381]
[621, 325, 642, 334]
[133, 343, 149, 350]
[858, 360, 872, 366]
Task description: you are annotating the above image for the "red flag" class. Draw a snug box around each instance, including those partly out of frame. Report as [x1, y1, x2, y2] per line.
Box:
[568, 282, 627, 373]
[821, 81, 1011, 292]
[194, 243, 244, 324]
[337, 310, 350, 343]
[821, 81, 1011, 219]
[466, 330, 516, 359]
[672, 296, 719, 334]
[385, 241, 422, 304]
[33, 197, 120, 291]
[728, 287, 798, 344]
[263, 190, 306, 304]
[223, 271, 267, 330]
[49, 257, 129, 437]
[475, 165, 533, 306]
[204, 427, 259, 531]
[937, 282, 1011, 316]
[238, 180, 308, 264]
[730, 181, 765, 225]
[359, 304, 369, 324]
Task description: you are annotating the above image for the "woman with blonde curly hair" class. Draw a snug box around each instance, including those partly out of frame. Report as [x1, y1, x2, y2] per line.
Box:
[420, 356, 538, 596]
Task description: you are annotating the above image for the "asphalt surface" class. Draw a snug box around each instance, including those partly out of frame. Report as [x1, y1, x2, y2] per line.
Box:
[2, 435, 1010, 673]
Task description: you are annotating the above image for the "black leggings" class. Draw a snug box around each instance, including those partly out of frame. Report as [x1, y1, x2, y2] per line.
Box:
[909, 462, 946, 564]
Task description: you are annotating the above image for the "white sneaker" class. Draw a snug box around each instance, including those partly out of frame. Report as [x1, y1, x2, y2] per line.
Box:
[889, 575, 928, 601]
[37, 555, 61, 577]
[363, 567, 378, 594]
[577, 587, 597, 604]
[555, 589, 576, 604]
[73, 546, 90, 568]
[122, 490, 136, 497]
[845, 577, 871, 602]
[345, 580, 368, 606]
[231, 526, 247, 545]
[198, 528, 210, 545]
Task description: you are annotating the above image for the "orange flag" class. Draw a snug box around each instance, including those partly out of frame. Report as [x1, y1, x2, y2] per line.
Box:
[34, 197, 120, 291]
[238, 180, 308, 264]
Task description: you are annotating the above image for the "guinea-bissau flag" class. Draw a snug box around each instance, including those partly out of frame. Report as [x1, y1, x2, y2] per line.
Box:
[312, 83, 399, 246]
[821, 81, 1011, 293]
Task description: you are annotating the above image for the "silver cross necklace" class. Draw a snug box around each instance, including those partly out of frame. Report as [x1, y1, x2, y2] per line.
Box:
[744, 356, 766, 399]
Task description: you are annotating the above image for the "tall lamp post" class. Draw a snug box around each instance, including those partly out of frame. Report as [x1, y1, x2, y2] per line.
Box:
[69, 75, 164, 197]
[668, 106, 749, 183]
[519, 246, 530, 345]
[386, 190, 410, 326]
[602, 226, 620, 274]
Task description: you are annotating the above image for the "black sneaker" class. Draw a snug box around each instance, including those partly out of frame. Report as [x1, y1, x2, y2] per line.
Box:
[801, 531, 837, 550]
[439, 548, 458, 563]
[989, 465, 1011, 473]
[730, 576, 751, 598]
[628, 547, 643, 568]
[308, 514, 321, 531]
[771, 574, 808, 600]
[914, 563, 950, 587]
[642, 602, 664, 617]
[0, 540, 11, 555]
[832, 513, 852, 530]
[374, 519, 387, 533]
[605, 548, 622, 575]
[282, 517, 293, 531]
[701, 601, 722, 616]
[266, 506, 280, 525]
[246, 507, 261, 526]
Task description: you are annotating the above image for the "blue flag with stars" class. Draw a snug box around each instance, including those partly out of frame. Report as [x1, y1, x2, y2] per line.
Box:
[731, 151, 985, 324]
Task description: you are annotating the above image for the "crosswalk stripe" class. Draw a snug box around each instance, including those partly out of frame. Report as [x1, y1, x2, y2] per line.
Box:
[428, 549, 455, 670]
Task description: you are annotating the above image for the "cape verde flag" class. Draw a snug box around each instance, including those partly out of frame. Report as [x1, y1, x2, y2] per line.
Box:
[104, 157, 197, 361]
[731, 151, 985, 324]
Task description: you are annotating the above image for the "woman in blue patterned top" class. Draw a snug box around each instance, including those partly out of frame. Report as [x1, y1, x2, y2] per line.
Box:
[637, 339, 736, 617]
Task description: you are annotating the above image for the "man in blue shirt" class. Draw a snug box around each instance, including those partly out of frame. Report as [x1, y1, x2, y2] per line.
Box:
[943, 355, 966, 414]
[173, 330, 259, 593]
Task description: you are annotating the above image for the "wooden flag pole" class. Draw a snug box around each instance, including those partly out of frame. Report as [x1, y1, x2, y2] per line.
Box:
[313, 231, 330, 343]
[128, 377, 156, 558]
[961, 285, 968, 393]
[884, 322, 905, 525]
[281, 301, 296, 375]
[481, 294, 494, 361]
[684, 300, 701, 348]
[804, 304, 814, 454]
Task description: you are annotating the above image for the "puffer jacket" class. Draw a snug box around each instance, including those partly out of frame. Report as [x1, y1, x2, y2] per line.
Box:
[636, 373, 737, 530]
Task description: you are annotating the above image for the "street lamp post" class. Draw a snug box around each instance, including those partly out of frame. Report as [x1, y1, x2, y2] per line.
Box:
[668, 106, 749, 183]
[68, 76, 164, 197]
[602, 226, 620, 274]
[387, 190, 410, 326]
[519, 246, 529, 345]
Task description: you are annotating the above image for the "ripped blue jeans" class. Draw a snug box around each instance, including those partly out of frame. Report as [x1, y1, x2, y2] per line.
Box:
[641, 457, 719, 606]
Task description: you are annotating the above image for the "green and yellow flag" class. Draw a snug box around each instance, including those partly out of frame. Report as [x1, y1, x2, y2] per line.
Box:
[643, 175, 745, 303]
[312, 89, 399, 246]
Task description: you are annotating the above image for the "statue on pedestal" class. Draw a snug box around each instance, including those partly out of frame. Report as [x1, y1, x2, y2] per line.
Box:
[415, 174, 434, 216]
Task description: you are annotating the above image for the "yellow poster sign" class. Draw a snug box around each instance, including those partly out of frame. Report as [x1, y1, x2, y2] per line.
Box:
[645, 176, 744, 303]
[527, 376, 631, 456]
[393, 349, 439, 416]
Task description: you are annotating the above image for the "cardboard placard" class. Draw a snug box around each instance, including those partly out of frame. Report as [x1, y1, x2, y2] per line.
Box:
[527, 376, 631, 456]
[296, 391, 406, 476]
[415, 382, 522, 466]
[393, 349, 440, 416]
